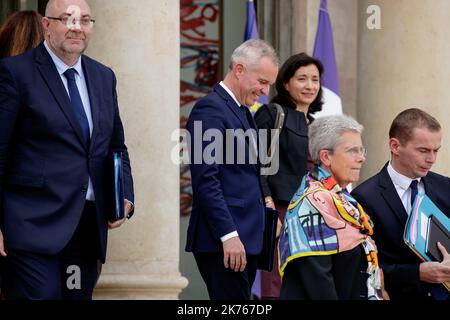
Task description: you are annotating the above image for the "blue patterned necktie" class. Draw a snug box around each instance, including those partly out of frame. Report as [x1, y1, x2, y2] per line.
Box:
[64, 68, 90, 146]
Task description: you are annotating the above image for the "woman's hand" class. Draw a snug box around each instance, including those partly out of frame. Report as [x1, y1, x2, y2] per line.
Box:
[276, 218, 283, 238]
[380, 268, 390, 300]
[265, 196, 275, 209]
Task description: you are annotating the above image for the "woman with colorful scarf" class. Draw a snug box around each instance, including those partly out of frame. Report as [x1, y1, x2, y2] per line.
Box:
[279, 114, 388, 300]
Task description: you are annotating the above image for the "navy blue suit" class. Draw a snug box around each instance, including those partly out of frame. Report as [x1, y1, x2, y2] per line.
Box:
[0, 43, 133, 299]
[352, 163, 450, 300]
[186, 84, 265, 299]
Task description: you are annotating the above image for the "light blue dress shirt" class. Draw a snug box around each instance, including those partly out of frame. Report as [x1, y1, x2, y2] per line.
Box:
[44, 41, 95, 201]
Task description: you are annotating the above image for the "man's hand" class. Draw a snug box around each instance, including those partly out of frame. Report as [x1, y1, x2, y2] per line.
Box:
[223, 237, 246, 272]
[420, 242, 450, 283]
[108, 199, 133, 229]
[0, 228, 7, 257]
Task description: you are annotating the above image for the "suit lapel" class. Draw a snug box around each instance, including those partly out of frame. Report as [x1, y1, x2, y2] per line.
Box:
[35, 44, 88, 151]
[422, 175, 437, 203]
[379, 163, 409, 225]
[214, 84, 251, 131]
[82, 57, 99, 154]
[214, 84, 258, 171]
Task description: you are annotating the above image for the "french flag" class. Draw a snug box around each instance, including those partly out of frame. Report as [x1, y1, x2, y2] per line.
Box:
[244, 0, 268, 114]
[244, 0, 263, 298]
[313, 0, 342, 117]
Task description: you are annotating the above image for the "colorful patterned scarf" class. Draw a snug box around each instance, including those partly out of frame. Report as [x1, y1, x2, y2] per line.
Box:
[278, 165, 383, 300]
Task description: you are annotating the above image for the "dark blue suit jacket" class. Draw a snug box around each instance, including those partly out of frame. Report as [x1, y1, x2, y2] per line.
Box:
[0, 43, 134, 262]
[185, 84, 265, 255]
[352, 162, 450, 299]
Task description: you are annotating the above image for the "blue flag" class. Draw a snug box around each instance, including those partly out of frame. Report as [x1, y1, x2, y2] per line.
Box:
[244, 0, 263, 298]
[243, 0, 268, 113]
[244, 0, 259, 41]
[313, 0, 342, 117]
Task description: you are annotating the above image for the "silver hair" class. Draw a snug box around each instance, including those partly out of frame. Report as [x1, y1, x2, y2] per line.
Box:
[229, 39, 279, 70]
[308, 114, 364, 164]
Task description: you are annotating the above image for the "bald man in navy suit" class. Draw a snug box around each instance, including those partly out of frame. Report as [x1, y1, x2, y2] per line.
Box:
[0, 0, 134, 299]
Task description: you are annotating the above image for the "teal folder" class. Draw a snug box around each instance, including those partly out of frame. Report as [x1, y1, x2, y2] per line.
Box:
[112, 151, 125, 221]
[404, 193, 450, 292]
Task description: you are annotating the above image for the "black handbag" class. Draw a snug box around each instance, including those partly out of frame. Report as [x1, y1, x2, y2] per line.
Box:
[257, 103, 284, 271]
[261, 103, 285, 175]
[257, 207, 279, 272]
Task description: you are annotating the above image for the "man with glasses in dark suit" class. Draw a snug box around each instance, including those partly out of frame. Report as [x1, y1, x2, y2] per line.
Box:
[0, 0, 134, 299]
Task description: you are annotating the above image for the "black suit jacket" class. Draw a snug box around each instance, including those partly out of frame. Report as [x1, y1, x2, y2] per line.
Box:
[352, 162, 450, 299]
[0, 43, 134, 263]
[254, 104, 309, 202]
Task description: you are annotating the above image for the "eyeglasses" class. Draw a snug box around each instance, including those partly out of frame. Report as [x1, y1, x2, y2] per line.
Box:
[47, 16, 95, 28]
[344, 147, 367, 158]
[326, 147, 367, 158]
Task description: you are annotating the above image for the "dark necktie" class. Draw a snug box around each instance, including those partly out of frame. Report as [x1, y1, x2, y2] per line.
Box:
[64, 68, 90, 146]
[240, 105, 258, 160]
[410, 180, 418, 207]
[241, 105, 256, 130]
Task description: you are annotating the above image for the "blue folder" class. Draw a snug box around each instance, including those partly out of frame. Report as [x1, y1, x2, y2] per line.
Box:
[112, 151, 125, 221]
[404, 193, 450, 292]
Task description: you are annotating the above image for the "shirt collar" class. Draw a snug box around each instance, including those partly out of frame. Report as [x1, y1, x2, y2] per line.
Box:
[387, 161, 421, 190]
[219, 81, 242, 109]
[44, 40, 83, 76]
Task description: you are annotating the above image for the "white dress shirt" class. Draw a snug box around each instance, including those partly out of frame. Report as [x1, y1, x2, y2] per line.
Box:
[387, 161, 424, 215]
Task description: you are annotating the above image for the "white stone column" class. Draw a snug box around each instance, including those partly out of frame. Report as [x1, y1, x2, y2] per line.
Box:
[86, 0, 188, 299]
[358, 0, 450, 180]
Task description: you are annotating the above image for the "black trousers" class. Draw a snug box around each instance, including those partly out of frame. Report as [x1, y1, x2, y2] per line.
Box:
[3, 201, 101, 300]
[194, 252, 257, 300]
